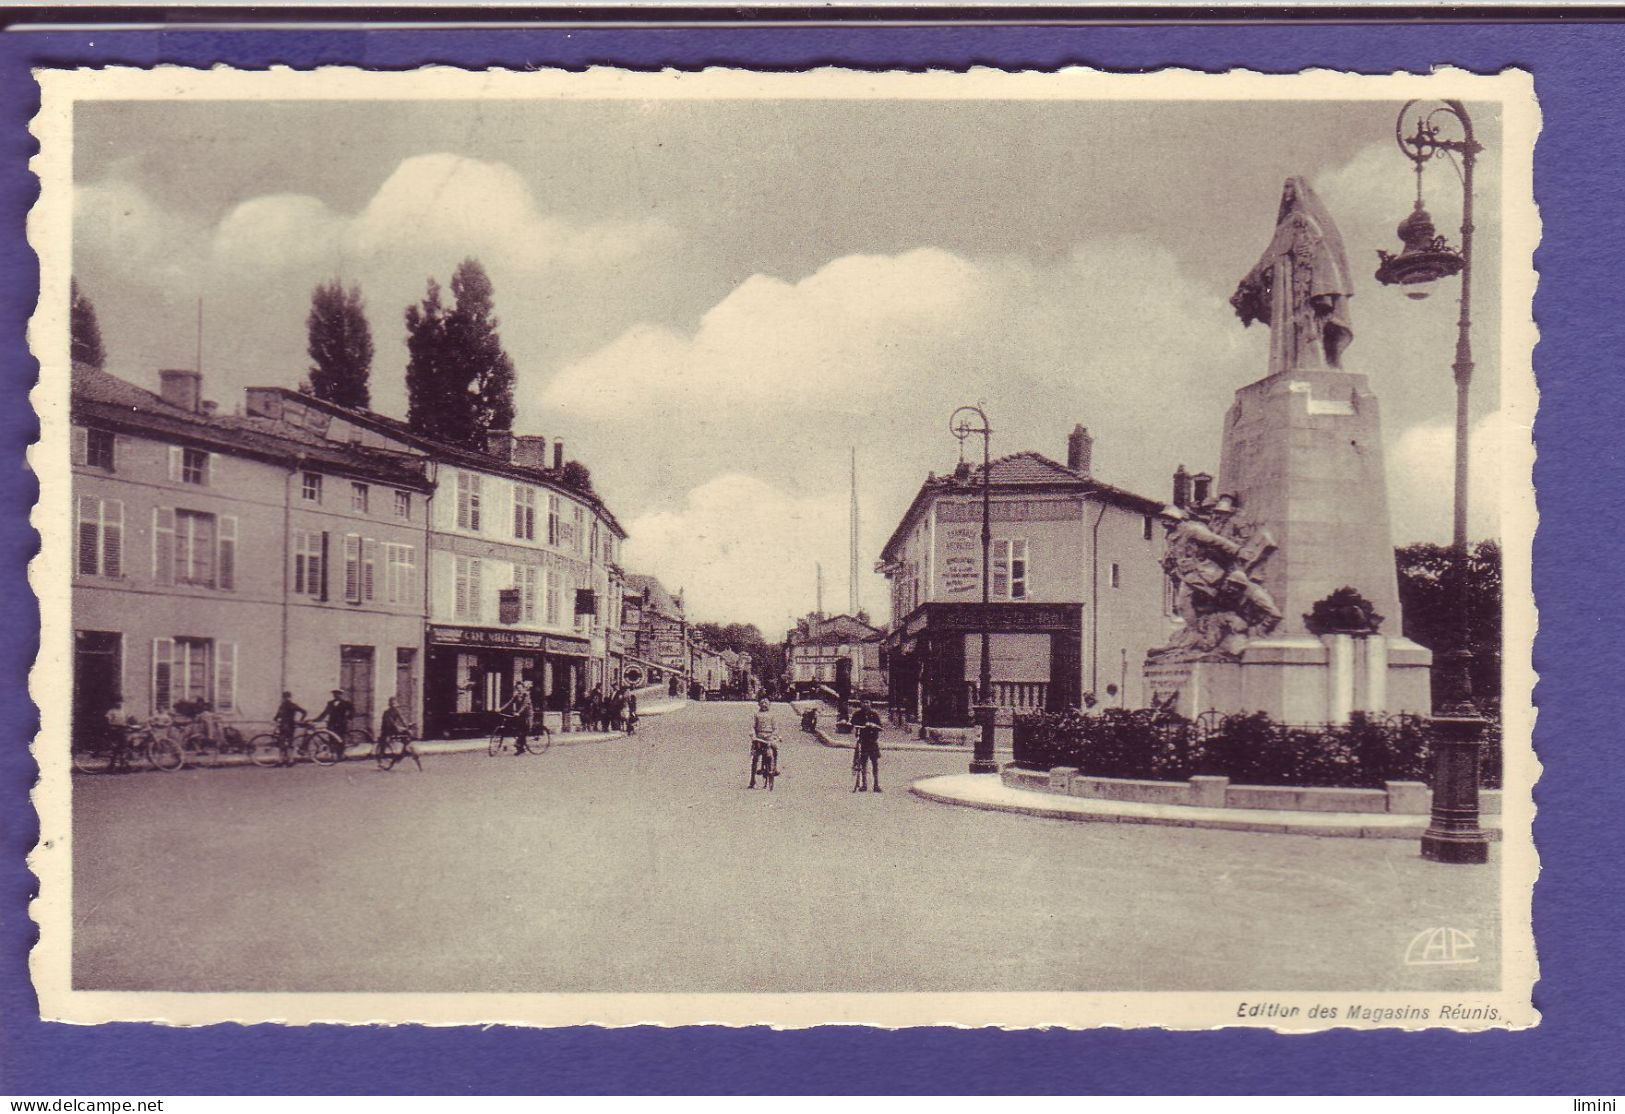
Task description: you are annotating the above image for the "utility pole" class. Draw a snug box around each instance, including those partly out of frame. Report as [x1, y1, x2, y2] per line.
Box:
[849, 446, 860, 617]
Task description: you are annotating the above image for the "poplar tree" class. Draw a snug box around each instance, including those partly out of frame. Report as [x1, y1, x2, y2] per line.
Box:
[405, 258, 517, 448]
[70, 280, 106, 371]
[306, 279, 374, 408]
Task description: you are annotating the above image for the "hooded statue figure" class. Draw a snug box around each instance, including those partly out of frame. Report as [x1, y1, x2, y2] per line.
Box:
[1231, 176, 1355, 376]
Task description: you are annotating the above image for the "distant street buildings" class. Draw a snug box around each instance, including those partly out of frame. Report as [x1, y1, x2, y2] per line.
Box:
[878, 425, 1166, 726]
[785, 612, 885, 701]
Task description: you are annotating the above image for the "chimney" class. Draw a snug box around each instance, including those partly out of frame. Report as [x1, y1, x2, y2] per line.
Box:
[1066, 424, 1093, 474]
[1192, 471, 1214, 507]
[514, 435, 548, 469]
[159, 369, 201, 413]
[484, 429, 515, 461]
[1172, 464, 1191, 508]
[199, 400, 219, 418]
[553, 440, 565, 471]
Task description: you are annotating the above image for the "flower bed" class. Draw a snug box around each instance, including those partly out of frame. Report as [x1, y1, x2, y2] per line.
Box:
[1012, 708, 1501, 790]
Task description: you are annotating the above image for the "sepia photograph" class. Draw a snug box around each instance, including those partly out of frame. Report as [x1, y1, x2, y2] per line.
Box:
[27, 65, 1539, 1030]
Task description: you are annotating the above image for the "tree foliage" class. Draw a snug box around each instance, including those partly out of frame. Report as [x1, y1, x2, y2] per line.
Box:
[559, 460, 594, 495]
[306, 279, 374, 408]
[404, 258, 517, 448]
[70, 280, 106, 371]
[1395, 540, 1502, 713]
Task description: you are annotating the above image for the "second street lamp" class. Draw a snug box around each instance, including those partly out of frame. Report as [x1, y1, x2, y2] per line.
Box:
[1375, 98, 1490, 865]
[950, 405, 999, 775]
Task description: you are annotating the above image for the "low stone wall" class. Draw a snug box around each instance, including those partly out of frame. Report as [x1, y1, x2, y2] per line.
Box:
[1003, 765, 1504, 817]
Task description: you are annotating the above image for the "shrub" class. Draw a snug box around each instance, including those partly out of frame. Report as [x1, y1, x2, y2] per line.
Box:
[1012, 708, 1499, 789]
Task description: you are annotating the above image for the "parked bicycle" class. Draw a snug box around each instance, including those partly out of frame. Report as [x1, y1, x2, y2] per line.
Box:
[248, 723, 342, 768]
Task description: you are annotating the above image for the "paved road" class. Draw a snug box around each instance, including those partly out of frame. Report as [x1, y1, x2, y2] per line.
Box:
[71, 701, 1499, 993]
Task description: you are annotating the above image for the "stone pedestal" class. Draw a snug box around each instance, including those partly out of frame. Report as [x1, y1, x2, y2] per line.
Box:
[1144, 366, 1432, 724]
[1145, 634, 1430, 723]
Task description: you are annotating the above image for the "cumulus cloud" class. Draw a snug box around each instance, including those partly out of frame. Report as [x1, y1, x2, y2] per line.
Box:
[74, 179, 208, 288]
[1388, 409, 1524, 544]
[622, 472, 895, 635]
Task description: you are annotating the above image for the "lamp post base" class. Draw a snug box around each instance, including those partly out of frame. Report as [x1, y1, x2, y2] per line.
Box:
[969, 703, 999, 774]
[1420, 713, 1490, 866]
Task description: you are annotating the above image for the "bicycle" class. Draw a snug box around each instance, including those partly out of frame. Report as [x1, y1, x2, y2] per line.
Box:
[127, 716, 185, 772]
[749, 736, 779, 791]
[72, 729, 138, 774]
[247, 723, 341, 767]
[175, 720, 255, 768]
[487, 713, 552, 757]
[372, 728, 421, 772]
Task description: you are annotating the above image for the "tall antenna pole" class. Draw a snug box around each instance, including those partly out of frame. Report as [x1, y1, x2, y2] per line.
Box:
[849, 446, 859, 616]
[816, 562, 824, 619]
[195, 297, 203, 374]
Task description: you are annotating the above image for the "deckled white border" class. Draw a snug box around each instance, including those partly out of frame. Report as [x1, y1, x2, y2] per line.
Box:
[27, 64, 1541, 1030]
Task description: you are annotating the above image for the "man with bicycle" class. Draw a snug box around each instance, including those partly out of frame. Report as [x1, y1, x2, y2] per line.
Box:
[273, 691, 306, 766]
[851, 697, 884, 793]
[312, 689, 354, 756]
[499, 680, 536, 756]
[748, 696, 781, 789]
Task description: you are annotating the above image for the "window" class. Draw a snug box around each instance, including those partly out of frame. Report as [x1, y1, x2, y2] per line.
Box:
[602, 531, 615, 565]
[302, 472, 323, 503]
[153, 509, 234, 589]
[85, 429, 115, 470]
[77, 496, 123, 578]
[514, 485, 536, 541]
[385, 543, 416, 605]
[292, 530, 324, 598]
[547, 494, 561, 546]
[572, 506, 585, 555]
[513, 564, 539, 621]
[992, 539, 1029, 601]
[168, 446, 210, 486]
[351, 482, 369, 513]
[1110, 561, 1122, 589]
[454, 555, 483, 620]
[457, 472, 482, 532]
[394, 490, 412, 520]
[1143, 514, 1155, 542]
[152, 637, 234, 713]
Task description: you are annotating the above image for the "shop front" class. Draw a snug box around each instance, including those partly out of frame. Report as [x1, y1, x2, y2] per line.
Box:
[884, 603, 1083, 727]
[424, 624, 592, 737]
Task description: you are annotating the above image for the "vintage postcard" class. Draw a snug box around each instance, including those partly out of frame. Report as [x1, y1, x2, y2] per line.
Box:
[28, 65, 1539, 1029]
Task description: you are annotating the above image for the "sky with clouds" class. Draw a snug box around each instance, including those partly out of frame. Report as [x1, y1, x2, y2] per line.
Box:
[71, 94, 1515, 635]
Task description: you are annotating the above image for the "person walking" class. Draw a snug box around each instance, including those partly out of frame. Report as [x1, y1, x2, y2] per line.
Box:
[851, 698, 883, 793]
[608, 687, 626, 733]
[624, 689, 639, 735]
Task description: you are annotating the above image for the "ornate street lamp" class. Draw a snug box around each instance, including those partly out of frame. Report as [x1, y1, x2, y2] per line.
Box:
[951, 405, 999, 775]
[1375, 98, 1490, 865]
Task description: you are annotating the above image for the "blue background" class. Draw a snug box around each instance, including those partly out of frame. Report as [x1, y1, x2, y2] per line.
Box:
[2, 18, 1619, 1096]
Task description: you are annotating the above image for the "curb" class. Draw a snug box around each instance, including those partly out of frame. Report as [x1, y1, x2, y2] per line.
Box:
[810, 726, 1011, 756]
[79, 702, 691, 774]
[909, 774, 1504, 841]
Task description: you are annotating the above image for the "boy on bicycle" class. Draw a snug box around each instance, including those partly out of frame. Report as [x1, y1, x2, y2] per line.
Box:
[749, 697, 780, 789]
[378, 696, 421, 772]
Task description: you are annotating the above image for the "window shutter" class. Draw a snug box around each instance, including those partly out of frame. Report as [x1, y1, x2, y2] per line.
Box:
[168, 446, 182, 482]
[152, 638, 173, 713]
[203, 452, 213, 487]
[362, 538, 377, 601]
[454, 559, 468, 617]
[218, 515, 237, 590]
[153, 507, 175, 586]
[470, 558, 482, 620]
[104, 500, 123, 578]
[291, 531, 305, 595]
[72, 427, 88, 466]
[320, 531, 331, 600]
[344, 534, 360, 602]
[215, 642, 237, 713]
[77, 496, 99, 575]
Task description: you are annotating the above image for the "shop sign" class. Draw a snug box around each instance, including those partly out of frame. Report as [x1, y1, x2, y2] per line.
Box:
[430, 624, 546, 650]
